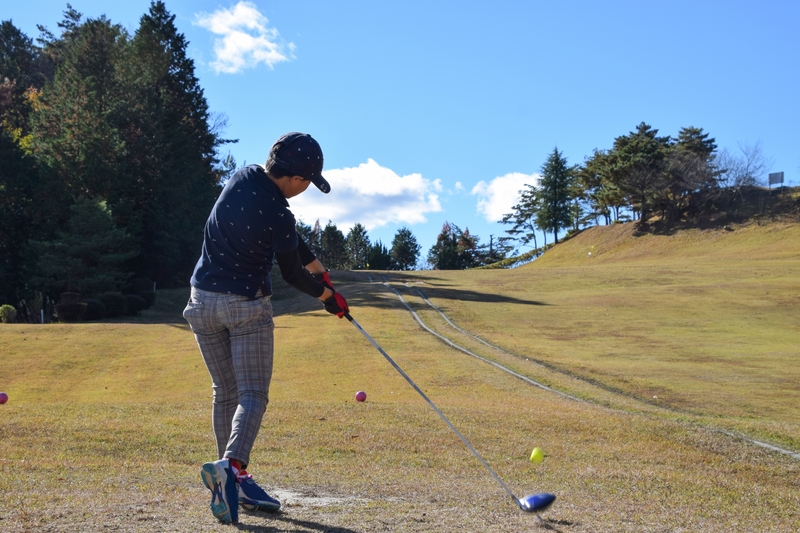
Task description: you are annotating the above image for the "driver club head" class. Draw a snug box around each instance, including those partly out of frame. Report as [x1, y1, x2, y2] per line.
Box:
[517, 493, 556, 513]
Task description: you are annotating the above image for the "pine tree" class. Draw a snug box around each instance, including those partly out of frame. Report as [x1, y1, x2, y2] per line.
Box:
[575, 150, 626, 225]
[318, 221, 347, 269]
[0, 129, 43, 303]
[307, 219, 323, 255]
[345, 223, 370, 269]
[661, 127, 718, 223]
[119, 0, 225, 285]
[427, 222, 477, 270]
[390, 227, 421, 270]
[608, 122, 670, 223]
[537, 147, 574, 244]
[30, 15, 128, 200]
[28, 196, 137, 296]
[0, 20, 48, 132]
[502, 181, 542, 253]
[296, 220, 316, 252]
[367, 241, 392, 270]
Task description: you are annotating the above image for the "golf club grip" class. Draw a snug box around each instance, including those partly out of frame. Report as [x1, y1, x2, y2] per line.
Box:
[346, 314, 519, 503]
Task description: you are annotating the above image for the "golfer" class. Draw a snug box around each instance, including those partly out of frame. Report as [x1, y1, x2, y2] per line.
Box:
[183, 132, 349, 524]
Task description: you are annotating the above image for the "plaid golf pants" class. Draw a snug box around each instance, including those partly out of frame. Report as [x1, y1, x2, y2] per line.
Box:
[183, 287, 275, 467]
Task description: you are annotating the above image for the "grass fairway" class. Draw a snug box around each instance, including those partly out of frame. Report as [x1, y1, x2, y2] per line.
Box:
[1, 221, 799, 531]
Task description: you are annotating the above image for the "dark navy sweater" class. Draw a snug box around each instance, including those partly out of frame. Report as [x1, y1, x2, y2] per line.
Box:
[190, 165, 309, 298]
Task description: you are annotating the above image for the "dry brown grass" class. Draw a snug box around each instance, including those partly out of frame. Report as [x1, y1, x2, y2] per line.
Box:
[1, 221, 799, 531]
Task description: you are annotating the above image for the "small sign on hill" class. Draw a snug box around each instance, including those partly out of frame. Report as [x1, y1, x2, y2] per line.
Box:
[768, 172, 784, 188]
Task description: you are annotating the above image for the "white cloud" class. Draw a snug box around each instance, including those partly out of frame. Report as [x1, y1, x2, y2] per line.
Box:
[471, 172, 540, 222]
[195, 2, 295, 74]
[289, 159, 442, 231]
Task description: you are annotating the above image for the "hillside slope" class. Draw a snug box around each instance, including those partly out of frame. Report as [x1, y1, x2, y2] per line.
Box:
[385, 219, 800, 451]
[532, 220, 800, 266]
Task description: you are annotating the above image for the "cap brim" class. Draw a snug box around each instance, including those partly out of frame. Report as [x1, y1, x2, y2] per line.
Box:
[310, 174, 331, 194]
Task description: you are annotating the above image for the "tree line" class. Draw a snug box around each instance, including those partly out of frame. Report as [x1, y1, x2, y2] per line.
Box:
[0, 2, 481, 309]
[1, 2, 231, 304]
[501, 123, 774, 256]
[297, 220, 422, 271]
[0, 4, 778, 310]
[301, 218, 511, 272]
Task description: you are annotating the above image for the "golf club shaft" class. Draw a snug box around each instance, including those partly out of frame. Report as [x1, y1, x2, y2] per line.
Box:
[344, 313, 518, 503]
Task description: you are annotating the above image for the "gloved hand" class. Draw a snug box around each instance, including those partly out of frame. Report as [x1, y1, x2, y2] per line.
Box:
[312, 270, 334, 291]
[323, 291, 349, 318]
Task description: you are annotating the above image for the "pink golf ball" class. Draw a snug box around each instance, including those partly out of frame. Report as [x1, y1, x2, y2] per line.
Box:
[0, 392, 8, 405]
[355, 391, 367, 402]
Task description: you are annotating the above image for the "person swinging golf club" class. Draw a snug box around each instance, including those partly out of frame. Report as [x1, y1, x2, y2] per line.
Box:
[183, 132, 349, 524]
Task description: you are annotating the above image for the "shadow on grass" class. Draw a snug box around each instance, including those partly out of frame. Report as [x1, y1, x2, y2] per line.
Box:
[407, 286, 548, 307]
[105, 272, 547, 322]
[536, 516, 578, 532]
[349, 274, 549, 307]
[235, 512, 363, 532]
[271, 277, 549, 319]
[349, 271, 549, 306]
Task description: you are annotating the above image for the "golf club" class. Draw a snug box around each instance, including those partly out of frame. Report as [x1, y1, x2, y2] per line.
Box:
[344, 312, 556, 513]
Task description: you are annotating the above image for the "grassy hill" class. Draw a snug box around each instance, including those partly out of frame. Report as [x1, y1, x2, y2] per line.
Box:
[404, 221, 800, 444]
[1, 220, 798, 531]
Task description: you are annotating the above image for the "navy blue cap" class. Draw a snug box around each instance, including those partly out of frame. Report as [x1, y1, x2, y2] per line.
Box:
[267, 132, 330, 194]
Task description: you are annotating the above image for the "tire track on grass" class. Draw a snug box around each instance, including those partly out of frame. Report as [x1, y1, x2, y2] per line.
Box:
[367, 276, 800, 462]
[369, 278, 583, 403]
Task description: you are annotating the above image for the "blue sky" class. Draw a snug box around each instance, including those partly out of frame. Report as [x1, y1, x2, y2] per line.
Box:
[6, 1, 799, 261]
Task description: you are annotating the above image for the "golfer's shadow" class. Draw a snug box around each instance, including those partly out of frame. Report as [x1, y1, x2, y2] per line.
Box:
[235, 511, 362, 532]
[235, 510, 576, 532]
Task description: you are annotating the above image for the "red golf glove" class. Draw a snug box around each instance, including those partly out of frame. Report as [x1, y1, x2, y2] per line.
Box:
[313, 270, 334, 291]
[323, 291, 349, 318]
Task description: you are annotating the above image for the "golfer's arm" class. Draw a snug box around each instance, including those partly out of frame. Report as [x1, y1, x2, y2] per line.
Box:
[296, 236, 332, 299]
[274, 249, 327, 300]
[304, 258, 327, 276]
[304, 258, 333, 300]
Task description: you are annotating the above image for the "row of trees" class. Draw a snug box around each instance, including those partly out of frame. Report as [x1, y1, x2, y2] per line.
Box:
[1, 2, 496, 305]
[501, 123, 773, 252]
[295, 219, 514, 271]
[1, 5, 779, 306]
[1, 3, 233, 303]
[297, 220, 423, 271]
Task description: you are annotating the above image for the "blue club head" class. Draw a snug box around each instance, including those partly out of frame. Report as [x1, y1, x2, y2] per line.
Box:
[517, 493, 556, 513]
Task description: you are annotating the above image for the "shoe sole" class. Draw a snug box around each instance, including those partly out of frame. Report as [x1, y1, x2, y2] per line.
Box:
[240, 500, 281, 513]
[201, 463, 233, 523]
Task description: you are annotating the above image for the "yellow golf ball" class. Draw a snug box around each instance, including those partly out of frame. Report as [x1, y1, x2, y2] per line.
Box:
[530, 447, 544, 464]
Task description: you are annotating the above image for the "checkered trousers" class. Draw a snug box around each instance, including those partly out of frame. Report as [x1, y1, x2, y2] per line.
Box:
[183, 287, 275, 467]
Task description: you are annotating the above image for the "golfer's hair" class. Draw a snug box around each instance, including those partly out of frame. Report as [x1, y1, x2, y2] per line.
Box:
[265, 158, 292, 179]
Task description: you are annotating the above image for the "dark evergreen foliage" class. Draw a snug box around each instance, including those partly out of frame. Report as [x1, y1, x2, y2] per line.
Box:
[98, 292, 126, 318]
[296, 220, 319, 256]
[0, 3, 233, 304]
[427, 222, 480, 270]
[317, 221, 348, 269]
[537, 147, 574, 244]
[367, 241, 392, 270]
[390, 227, 421, 270]
[82, 298, 106, 320]
[124, 294, 147, 316]
[345, 223, 370, 269]
[55, 301, 86, 322]
[138, 291, 156, 309]
[121, 1, 226, 286]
